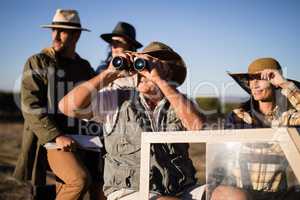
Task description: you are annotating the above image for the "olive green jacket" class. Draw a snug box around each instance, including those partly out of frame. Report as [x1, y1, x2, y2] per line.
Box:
[14, 47, 95, 185]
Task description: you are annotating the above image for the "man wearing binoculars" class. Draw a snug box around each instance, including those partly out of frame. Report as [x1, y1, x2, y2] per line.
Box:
[59, 42, 205, 200]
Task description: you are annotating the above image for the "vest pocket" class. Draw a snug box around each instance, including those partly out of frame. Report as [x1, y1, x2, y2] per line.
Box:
[104, 155, 140, 190]
[117, 137, 141, 155]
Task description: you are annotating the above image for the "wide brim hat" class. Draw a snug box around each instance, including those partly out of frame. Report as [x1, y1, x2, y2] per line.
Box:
[100, 21, 143, 49]
[141, 41, 187, 87]
[41, 9, 90, 32]
[229, 57, 300, 93]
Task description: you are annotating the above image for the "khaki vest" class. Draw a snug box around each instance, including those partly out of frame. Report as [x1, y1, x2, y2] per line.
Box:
[103, 90, 196, 196]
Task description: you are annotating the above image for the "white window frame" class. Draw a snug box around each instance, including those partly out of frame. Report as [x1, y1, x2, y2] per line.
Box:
[139, 128, 300, 199]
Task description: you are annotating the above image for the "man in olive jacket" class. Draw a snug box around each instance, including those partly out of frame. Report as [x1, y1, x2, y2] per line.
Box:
[14, 9, 104, 200]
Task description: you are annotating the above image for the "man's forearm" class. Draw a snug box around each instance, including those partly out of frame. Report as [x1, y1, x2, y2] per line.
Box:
[155, 79, 204, 130]
[59, 70, 118, 117]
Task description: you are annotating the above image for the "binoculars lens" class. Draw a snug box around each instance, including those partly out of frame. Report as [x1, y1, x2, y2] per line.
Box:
[112, 56, 126, 70]
[134, 58, 147, 71]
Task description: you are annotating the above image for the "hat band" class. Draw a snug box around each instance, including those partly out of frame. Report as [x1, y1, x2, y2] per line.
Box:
[52, 21, 82, 28]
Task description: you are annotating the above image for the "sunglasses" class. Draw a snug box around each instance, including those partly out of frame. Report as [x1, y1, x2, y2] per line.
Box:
[247, 73, 262, 80]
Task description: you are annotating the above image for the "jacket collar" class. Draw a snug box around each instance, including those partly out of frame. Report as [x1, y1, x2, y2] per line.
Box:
[41, 47, 81, 62]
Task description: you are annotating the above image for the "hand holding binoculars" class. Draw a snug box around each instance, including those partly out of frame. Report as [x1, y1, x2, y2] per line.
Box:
[111, 56, 149, 72]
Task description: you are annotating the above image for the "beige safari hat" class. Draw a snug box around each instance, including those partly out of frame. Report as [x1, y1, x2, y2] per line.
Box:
[228, 58, 299, 93]
[41, 9, 90, 32]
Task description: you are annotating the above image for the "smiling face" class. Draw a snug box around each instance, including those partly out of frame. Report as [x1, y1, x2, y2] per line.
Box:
[249, 75, 273, 101]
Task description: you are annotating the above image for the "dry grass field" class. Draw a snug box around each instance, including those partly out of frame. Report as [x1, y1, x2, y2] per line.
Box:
[0, 122, 32, 200]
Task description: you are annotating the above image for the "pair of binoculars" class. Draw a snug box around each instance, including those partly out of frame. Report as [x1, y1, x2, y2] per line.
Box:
[111, 56, 148, 71]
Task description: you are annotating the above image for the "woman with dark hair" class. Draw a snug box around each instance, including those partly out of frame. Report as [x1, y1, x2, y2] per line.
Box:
[96, 22, 143, 89]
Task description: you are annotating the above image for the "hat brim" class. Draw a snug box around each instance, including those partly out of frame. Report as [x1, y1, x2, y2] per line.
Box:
[141, 49, 182, 61]
[228, 73, 251, 94]
[142, 49, 187, 86]
[228, 72, 300, 94]
[41, 24, 90, 32]
[170, 60, 187, 87]
[100, 33, 143, 48]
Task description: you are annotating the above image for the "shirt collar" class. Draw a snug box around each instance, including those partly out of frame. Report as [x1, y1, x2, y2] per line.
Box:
[139, 93, 167, 112]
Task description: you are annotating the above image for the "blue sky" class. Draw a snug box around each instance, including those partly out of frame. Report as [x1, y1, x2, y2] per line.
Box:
[1, 0, 299, 98]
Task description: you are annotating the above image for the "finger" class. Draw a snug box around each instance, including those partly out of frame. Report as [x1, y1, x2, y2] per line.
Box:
[264, 70, 273, 80]
[261, 71, 267, 80]
[138, 68, 150, 75]
[264, 71, 269, 80]
[56, 145, 63, 151]
[138, 69, 151, 78]
[62, 140, 73, 148]
[267, 72, 272, 80]
[56, 142, 64, 150]
[125, 52, 136, 62]
[137, 53, 156, 63]
[128, 70, 137, 76]
[260, 71, 265, 80]
[63, 146, 70, 152]
[123, 53, 133, 62]
[268, 71, 275, 80]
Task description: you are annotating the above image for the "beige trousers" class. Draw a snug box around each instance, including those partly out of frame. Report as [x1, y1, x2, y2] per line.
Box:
[47, 149, 92, 200]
